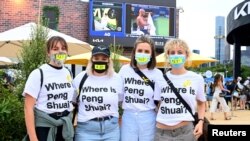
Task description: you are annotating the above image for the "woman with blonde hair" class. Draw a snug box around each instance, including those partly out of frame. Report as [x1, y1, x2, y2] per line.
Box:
[73, 45, 123, 141]
[210, 73, 231, 120]
[155, 38, 206, 141]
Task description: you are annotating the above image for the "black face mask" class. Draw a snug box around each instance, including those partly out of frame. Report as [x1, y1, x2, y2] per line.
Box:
[92, 61, 108, 73]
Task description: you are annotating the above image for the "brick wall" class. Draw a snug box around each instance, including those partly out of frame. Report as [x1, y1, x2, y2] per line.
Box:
[0, 0, 89, 42]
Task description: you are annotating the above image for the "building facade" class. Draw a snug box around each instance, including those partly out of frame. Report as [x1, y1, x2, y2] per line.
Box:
[0, 0, 89, 42]
[0, 0, 178, 57]
[241, 47, 250, 67]
[214, 16, 230, 64]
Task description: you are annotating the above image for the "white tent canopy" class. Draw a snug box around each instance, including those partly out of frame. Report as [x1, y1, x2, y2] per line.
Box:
[0, 22, 92, 58]
[0, 56, 17, 65]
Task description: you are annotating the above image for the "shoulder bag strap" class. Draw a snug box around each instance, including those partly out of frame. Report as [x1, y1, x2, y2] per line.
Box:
[78, 73, 88, 98]
[163, 74, 195, 119]
[133, 67, 154, 91]
[39, 68, 43, 88]
[72, 73, 88, 124]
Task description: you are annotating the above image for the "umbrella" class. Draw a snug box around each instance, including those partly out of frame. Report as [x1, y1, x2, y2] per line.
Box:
[0, 56, 16, 65]
[156, 52, 218, 68]
[64, 52, 130, 66]
[189, 53, 219, 67]
[0, 22, 92, 58]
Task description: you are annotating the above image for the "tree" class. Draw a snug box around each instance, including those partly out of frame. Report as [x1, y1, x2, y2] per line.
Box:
[109, 44, 124, 73]
[109, 43, 124, 118]
[14, 23, 48, 97]
[2, 23, 49, 140]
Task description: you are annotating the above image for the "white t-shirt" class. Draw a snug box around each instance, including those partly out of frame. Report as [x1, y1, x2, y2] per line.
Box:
[118, 64, 163, 111]
[22, 64, 76, 113]
[73, 71, 123, 122]
[156, 71, 206, 126]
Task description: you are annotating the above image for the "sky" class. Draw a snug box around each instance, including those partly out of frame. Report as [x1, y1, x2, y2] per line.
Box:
[177, 0, 244, 58]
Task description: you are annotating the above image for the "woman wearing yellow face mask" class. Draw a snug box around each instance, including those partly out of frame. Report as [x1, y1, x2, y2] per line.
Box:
[119, 35, 163, 141]
[23, 36, 75, 141]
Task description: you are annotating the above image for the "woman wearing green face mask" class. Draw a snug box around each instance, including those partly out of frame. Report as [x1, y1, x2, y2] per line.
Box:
[155, 39, 206, 141]
[23, 36, 75, 141]
[119, 35, 163, 141]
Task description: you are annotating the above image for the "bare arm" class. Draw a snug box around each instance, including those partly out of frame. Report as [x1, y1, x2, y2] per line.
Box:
[24, 94, 38, 141]
[136, 16, 148, 27]
[194, 100, 206, 139]
[197, 100, 206, 120]
[219, 82, 230, 92]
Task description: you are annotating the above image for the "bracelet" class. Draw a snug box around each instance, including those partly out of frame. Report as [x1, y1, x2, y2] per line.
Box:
[198, 119, 204, 122]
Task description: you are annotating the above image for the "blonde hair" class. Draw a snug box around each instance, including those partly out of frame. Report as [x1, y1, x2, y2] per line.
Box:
[163, 38, 192, 67]
[85, 57, 114, 77]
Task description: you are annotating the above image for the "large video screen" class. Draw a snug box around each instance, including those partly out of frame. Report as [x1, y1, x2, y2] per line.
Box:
[126, 4, 172, 37]
[89, 0, 176, 48]
[90, 1, 124, 37]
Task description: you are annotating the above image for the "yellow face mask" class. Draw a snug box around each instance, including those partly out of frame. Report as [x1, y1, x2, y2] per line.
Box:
[51, 53, 67, 66]
[92, 61, 108, 73]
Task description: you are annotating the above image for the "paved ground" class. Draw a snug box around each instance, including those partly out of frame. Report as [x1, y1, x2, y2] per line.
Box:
[205, 110, 250, 125]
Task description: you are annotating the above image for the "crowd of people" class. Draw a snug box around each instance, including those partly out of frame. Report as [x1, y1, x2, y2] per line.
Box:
[20, 35, 249, 141]
[205, 75, 250, 119]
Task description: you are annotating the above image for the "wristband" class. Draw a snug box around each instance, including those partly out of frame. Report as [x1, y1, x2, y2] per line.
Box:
[198, 119, 204, 122]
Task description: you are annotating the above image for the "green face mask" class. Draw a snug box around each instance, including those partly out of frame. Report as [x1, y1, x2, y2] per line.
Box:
[135, 53, 151, 65]
[169, 55, 186, 68]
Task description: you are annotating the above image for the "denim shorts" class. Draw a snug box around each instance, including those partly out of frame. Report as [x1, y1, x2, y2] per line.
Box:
[74, 117, 120, 141]
[121, 109, 156, 141]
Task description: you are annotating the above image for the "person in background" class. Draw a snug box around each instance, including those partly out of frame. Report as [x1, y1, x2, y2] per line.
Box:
[205, 82, 213, 111]
[210, 74, 231, 120]
[136, 8, 149, 35]
[119, 35, 162, 141]
[155, 39, 206, 141]
[23, 36, 75, 141]
[73, 45, 123, 141]
[224, 81, 232, 105]
[238, 77, 248, 110]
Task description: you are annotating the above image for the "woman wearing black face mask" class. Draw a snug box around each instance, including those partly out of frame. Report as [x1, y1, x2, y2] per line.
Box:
[73, 45, 123, 141]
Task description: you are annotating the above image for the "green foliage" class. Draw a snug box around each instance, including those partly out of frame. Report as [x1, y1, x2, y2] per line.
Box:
[0, 78, 25, 141]
[14, 24, 48, 97]
[190, 62, 250, 79]
[20, 24, 48, 79]
[4, 23, 49, 140]
[42, 6, 59, 30]
[109, 44, 124, 116]
[109, 44, 124, 73]
[241, 65, 250, 79]
[14, 23, 48, 98]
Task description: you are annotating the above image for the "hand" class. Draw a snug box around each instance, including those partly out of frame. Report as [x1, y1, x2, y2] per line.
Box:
[193, 121, 203, 140]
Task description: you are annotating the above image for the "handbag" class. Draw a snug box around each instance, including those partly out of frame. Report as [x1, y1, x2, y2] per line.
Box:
[219, 91, 226, 97]
[233, 90, 239, 97]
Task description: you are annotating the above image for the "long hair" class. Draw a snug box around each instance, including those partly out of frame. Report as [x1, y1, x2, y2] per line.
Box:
[130, 35, 156, 70]
[213, 74, 223, 88]
[85, 57, 114, 77]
